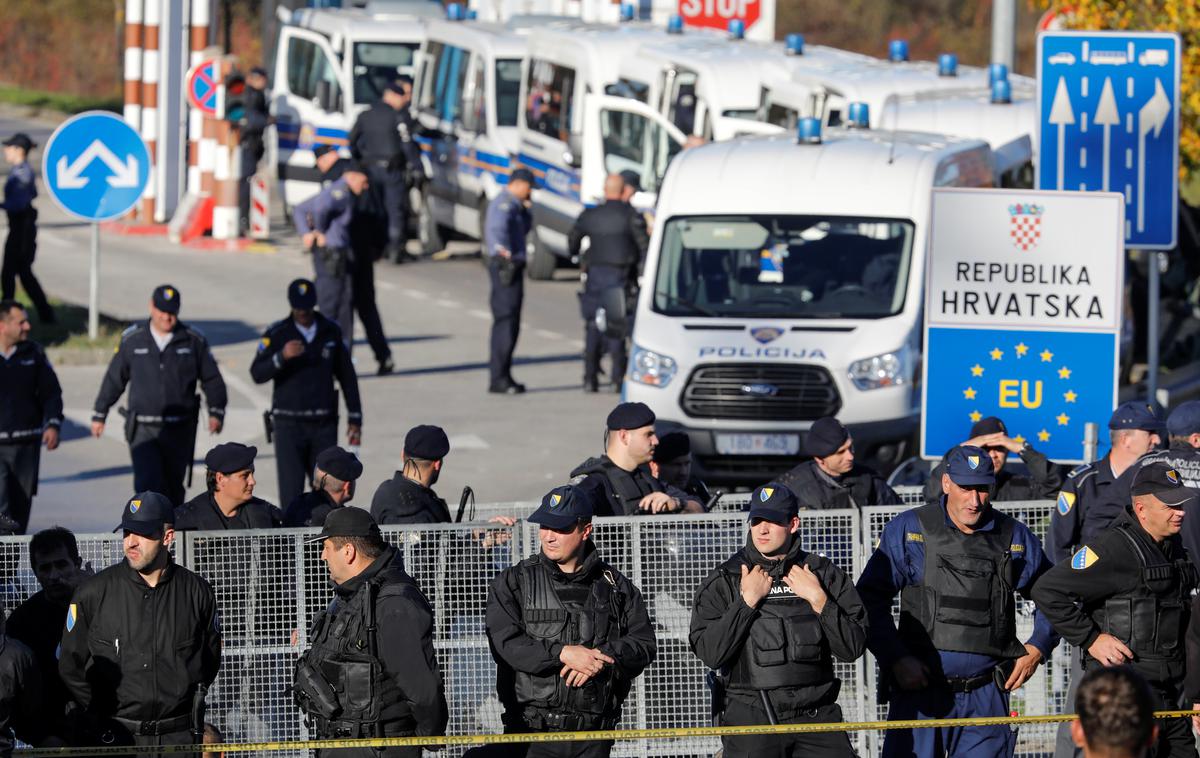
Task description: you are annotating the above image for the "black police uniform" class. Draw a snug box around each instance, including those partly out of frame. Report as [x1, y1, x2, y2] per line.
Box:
[0, 337, 62, 533]
[571, 455, 682, 517]
[7, 589, 73, 744]
[250, 312, 362, 510]
[484, 185, 533, 392]
[486, 541, 657, 757]
[690, 534, 866, 757]
[371, 474, 451, 524]
[284, 490, 342, 527]
[174, 492, 282, 530]
[1, 137, 53, 322]
[93, 320, 227, 506]
[568, 199, 649, 390]
[1033, 509, 1198, 758]
[777, 459, 901, 509]
[237, 82, 270, 233]
[58, 558, 221, 749]
[294, 544, 448, 754]
[1046, 452, 1140, 564]
[1142, 443, 1200, 561]
[348, 99, 419, 257]
[0, 632, 41, 753]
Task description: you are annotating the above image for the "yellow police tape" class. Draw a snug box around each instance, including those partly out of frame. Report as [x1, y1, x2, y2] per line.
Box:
[14, 711, 1199, 756]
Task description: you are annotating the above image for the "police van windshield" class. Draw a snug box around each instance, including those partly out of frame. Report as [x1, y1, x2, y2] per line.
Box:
[496, 59, 522, 127]
[353, 42, 418, 105]
[653, 215, 914, 319]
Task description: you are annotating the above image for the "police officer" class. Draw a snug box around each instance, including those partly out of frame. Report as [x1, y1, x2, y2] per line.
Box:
[284, 446, 363, 528]
[348, 79, 421, 262]
[6, 527, 88, 746]
[1073, 667, 1158, 758]
[294, 508, 448, 754]
[777, 416, 901, 509]
[571, 402, 703, 516]
[0, 614, 40, 755]
[59, 492, 221, 752]
[648, 431, 712, 506]
[690, 484, 867, 757]
[568, 174, 648, 393]
[251, 279, 363, 511]
[237, 67, 271, 235]
[1141, 401, 1200, 485]
[1033, 462, 1199, 758]
[484, 168, 534, 394]
[1048, 401, 1165, 564]
[92, 285, 228, 506]
[175, 442, 282, 530]
[924, 415, 1064, 502]
[484, 485, 656, 756]
[293, 163, 371, 345]
[1, 133, 53, 323]
[856, 446, 1057, 757]
[0, 300, 62, 533]
[313, 144, 394, 375]
[371, 424, 452, 524]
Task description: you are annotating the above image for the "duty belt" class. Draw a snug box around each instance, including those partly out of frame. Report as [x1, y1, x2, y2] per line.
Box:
[134, 414, 193, 424]
[111, 713, 193, 736]
[271, 408, 336, 419]
[314, 717, 413, 740]
[523, 708, 616, 732]
[944, 670, 994, 693]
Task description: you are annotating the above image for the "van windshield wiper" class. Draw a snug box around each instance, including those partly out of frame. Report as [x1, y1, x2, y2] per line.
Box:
[654, 291, 719, 317]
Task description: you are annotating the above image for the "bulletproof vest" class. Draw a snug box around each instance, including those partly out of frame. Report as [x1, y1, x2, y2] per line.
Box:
[512, 557, 625, 715]
[1092, 521, 1197, 667]
[583, 203, 639, 271]
[719, 557, 835, 690]
[898, 503, 1026, 660]
[782, 462, 873, 510]
[598, 459, 663, 515]
[292, 563, 409, 736]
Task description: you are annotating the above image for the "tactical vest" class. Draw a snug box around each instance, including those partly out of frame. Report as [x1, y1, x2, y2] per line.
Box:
[719, 557, 834, 690]
[781, 462, 874, 510]
[1092, 521, 1197, 667]
[598, 459, 663, 515]
[292, 564, 410, 737]
[513, 557, 626, 717]
[898, 503, 1026, 660]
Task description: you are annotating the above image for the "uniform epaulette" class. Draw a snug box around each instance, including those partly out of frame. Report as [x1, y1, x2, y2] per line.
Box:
[1066, 463, 1098, 481]
[120, 323, 144, 341]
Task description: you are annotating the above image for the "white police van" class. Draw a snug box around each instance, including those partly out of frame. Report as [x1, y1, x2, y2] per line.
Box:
[622, 118, 997, 484]
[517, 19, 690, 279]
[410, 17, 528, 253]
[270, 1, 443, 211]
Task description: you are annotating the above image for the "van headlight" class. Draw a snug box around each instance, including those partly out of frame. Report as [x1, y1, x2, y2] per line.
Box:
[848, 346, 910, 390]
[630, 345, 677, 387]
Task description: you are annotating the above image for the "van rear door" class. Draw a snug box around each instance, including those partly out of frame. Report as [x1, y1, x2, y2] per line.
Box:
[581, 94, 686, 214]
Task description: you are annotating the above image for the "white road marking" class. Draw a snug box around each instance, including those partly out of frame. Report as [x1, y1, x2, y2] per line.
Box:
[448, 433, 490, 450]
[468, 309, 491, 319]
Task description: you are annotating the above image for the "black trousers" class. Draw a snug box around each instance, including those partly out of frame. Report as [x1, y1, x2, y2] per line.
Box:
[313, 248, 355, 349]
[2, 209, 52, 321]
[238, 143, 264, 232]
[488, 259, 524, 385]
[721, 700, 856, 758]
[273, 417, 337, 514]
[464, 737, 611, 758]
[583, 320, 625, 386]
[1150, 683, 1197, 758]
[350, 246, 391, 363]
[0, 441, 39, 533]
[128, 422, 195, 506]
[366, 164, 408, 250]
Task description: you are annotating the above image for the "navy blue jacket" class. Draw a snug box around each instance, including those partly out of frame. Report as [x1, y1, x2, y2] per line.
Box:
[249, 313, 362, 424]
[1, 162, 36, 214]
[1046, 453, 1139, 564]
[0, 340, 62, 443]
[483, 189, 531, 262]
[293, 177, 356, 250]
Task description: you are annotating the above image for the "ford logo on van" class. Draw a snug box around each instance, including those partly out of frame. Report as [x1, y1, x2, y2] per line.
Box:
[741, 383, 779, 397]
[749, 326, 784, 344]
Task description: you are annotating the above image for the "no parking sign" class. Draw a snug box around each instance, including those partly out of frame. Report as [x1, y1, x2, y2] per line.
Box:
[186, 58, 220, 116]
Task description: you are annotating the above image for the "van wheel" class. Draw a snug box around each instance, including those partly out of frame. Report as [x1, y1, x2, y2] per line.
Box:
[416, 190, 445, 256]
[526, 235, 558, 280]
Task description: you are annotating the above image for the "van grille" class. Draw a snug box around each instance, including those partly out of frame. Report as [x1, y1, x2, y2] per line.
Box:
[680, 363, 841, 420]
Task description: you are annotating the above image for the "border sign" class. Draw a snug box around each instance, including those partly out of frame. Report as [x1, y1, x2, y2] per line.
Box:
[187, 58, 220, 116]
[921, 188, 1125, 464]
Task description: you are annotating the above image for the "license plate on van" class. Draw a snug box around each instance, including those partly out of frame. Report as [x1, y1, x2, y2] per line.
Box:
[714, 433, 800, 455]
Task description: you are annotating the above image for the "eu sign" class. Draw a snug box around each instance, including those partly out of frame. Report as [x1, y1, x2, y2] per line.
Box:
[42, 111, 150, 222]
[922, 188, 1125, 463]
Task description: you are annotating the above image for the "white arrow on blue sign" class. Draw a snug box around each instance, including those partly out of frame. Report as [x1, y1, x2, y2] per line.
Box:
[42, 111, 150, 222]
[1036, 31, 1181, 250]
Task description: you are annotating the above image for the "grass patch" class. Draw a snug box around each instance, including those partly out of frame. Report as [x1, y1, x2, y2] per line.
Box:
[0, 85, 121, 115]
[14, 290, 124, 350]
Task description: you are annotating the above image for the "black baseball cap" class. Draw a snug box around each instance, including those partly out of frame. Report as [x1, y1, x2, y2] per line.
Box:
[288, 278, 317, 310]
[307, 506, 381, 543]
[529, 485, 592, 530]
[404, 425, 450, 460]
[117, 491, 175, 537]
[204, 442, 257, 474]
[1132, 461, 1197, 507]
[2, 133, 35, 151]
[747, 483, 798, 526]
[1109, 401, 1165, 432]
[944, 445, 995, 486]
[509, 168, 535, 185]
[970, 416, 1008, 438]
[152, 284, 181, 315]
[316, 446, 363, 482]
[1167, 401, 1200, 437]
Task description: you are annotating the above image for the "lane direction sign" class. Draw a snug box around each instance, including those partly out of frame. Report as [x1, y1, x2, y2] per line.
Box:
[42, 111, 150, 221]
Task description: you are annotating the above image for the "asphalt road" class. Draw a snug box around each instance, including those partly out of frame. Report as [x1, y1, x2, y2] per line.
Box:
[0, 108, 622, 534]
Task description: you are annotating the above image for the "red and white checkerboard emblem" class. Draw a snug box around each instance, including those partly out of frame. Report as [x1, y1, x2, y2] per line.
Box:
[1008, 203, 1044, 252]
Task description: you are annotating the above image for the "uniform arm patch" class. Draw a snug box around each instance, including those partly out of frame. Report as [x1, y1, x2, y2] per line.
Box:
[1056, 491, 1075, 515]
[1070, 546, 1099, 569]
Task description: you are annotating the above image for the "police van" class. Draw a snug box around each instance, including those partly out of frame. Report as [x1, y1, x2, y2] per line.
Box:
[517, 20, 692, 278]
[410, 17, 529, 253]
[270, 1, 443, 211]
[621, 118, 997, 484]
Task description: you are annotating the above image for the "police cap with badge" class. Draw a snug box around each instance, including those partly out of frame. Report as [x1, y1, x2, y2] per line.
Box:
[152, 284, 181, 315]
[943, 445, 996, 487]
[748, 483, 799, 525]
[307, 506, 382, 543]
[288, 278, 318, 310]
[117, 491, 175, 536]
[1131, 461, 1197, 508]
[1109, 400, 1166, 432]
[529, 485, 593, 531]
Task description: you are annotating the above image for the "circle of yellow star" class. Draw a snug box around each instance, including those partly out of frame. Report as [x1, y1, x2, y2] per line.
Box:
[1013, 434, 1027, 446]
[989, 347, 1003, 360]
[1064, 390, 1078, 403]
[970, 364, 984, 377]
[1058, 366, 1072, 379]
[969, 410, 983, 423]
[963, 387, 977, 399]
[1014, 343, 1029, 357]
[1040, 349, 1054, 362]
[1056, 413, 1070, 426]
[1037, 429, 1051, 442]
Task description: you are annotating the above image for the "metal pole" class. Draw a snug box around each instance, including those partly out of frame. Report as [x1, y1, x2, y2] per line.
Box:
[991, 0, 1016, 70]
[1147, 251, 1161, 407]
[88, 223, 100, 340]
[1083, 422, 1099, 463]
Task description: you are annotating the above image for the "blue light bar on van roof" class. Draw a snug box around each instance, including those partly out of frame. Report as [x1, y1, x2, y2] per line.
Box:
[797, 117, 822, 144]
[938, 53, 958, 77]
[446, 2, 465, 20]
[989, 62, 1009, 85]
[667, 15, 684, 33]
[619, 3, 635, 21]
[727, 19, 745, 39]
[991, 78, 1012, 104]
[888, 39, 909, 62]
[846, 102, 870, 128]
[785, 33, 805, 55]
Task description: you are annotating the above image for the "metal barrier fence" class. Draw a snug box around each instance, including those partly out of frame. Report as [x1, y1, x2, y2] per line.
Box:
[1, 499, 1060, 757]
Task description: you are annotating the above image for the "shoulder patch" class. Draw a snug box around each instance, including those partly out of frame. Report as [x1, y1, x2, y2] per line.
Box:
[1071, 546, 1099, 570]
[1056, 491, 1076, 516]
[905, 532, 924, 543]
[332, 189, 346, 201]
[1009, 543, 1025, 553]
[66, 603, 77, 632]
[257, 336, 271, 352]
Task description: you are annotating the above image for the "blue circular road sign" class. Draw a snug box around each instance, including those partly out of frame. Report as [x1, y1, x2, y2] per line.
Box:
[42, 111, 150, 221]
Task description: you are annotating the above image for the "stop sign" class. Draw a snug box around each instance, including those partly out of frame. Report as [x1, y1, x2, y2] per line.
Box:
[678, 0, 761, 32]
